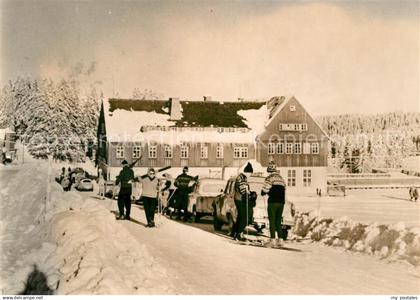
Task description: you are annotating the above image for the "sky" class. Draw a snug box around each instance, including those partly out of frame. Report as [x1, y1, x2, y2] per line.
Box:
[1, 0, 419, 116]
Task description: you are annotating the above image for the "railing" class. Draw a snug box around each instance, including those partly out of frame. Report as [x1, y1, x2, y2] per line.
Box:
[140, 125, 250, 133]
[327, 173, 391, 178]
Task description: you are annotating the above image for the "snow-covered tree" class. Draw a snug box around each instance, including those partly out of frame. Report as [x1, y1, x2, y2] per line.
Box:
[0, 77, 101, 162]
[132, 88, 164, 100]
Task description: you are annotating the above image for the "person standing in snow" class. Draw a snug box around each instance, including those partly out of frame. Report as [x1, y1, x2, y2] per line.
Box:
[115, 160, 135, 220]
[409, 187, 418, 202]
[61, 174, 71, 191]
[161, 173, 175, 214]
[97, 168, 105, 199]
[56, 167, 66, 184]
[261, 161, 286, 247]
[67, 167, 74, 190]
[138, 168, 159, 227]
[232, 162, 254, 241]
[174, 166, 195, 221]
[131, 177, 142, 204]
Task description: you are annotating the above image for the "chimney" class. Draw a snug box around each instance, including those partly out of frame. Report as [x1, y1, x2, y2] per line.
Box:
[203, 96, 212, 102]
[169, 97, 182, 120]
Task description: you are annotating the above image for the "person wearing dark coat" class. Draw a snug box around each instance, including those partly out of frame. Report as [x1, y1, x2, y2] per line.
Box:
[261, 161, 286, 247]
[174, 166, 195, 221]
[115, 160, 135, 220]
[232, 162, 253, 241]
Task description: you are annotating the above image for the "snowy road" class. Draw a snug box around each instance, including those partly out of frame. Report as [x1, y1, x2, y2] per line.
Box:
[95, 198, 419, 294]
[2, 163, 419, 295]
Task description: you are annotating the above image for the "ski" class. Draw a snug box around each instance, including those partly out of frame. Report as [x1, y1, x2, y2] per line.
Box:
[232, 238, 302, 252]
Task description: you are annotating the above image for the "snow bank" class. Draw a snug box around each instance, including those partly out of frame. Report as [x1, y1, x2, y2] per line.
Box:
[1, 162, 175, 294]
[291, 212, 420, 266]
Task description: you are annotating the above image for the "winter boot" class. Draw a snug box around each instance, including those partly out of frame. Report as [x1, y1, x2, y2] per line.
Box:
[237, 233, 246, 242]
[276, 238, 284, 247]
[264, 238, 277, 248]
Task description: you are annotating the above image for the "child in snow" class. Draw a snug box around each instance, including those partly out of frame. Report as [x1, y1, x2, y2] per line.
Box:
[97, 169, 105, 199]
[131, 177, 142, 204]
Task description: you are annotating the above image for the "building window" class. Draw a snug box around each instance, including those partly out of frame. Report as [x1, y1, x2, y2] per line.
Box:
[116, 146, 124, 159]
[287, 170, 296, 187]
[132, 146, 142, 158]
[279, 123, 293, 131]
[286, 143, 293, 154]
[216, 145, 224, 159]
[276, 143, 284, 154]
[268, 143, 275, 155]
[303, 169, 312, 187]
[180, 145, 189, 159]
[149, 145, 157, 159]
[233, 146, 248, 159]
[200, 145, 208, 159]
[279, 123, 308, 131]
[311, 143, 320, 154]
[164, 145, 172, 158]
[294, 143, 302, 154]
[290, 105, 296, 111]
[303, 142, 311, 154]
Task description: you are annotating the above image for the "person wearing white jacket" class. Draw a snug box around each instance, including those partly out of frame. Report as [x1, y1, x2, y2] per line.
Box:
[139, 168, 159, 227]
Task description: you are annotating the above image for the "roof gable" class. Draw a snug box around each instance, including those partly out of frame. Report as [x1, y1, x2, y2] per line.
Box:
[259, 96, 329, 140]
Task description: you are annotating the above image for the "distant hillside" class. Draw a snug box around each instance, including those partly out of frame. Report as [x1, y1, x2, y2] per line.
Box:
[316, 112, 420, 136]
[315, 112, 420, 172]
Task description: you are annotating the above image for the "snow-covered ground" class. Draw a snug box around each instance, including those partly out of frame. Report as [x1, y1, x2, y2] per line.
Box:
[290, 189, 420, 227]
[1, 162, 419, 295]
[0, 162, 175, 294]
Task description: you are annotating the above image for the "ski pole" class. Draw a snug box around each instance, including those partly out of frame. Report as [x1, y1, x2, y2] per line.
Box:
[156, 186, 161, 226]
[246, 186, 249, 237]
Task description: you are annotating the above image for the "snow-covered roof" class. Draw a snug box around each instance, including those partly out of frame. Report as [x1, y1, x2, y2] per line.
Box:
[104, 98, 269, 142]
[104, 101, 175, 141]
[237, 159, 266, 174]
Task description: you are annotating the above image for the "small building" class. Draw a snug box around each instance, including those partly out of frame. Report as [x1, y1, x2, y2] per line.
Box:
[97, 96, 328, 194]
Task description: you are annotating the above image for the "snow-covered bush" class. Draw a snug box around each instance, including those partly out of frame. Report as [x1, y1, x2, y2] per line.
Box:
[292, 212, 420, 266]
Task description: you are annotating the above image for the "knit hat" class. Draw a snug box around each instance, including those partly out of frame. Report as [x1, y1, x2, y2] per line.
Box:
[243, 162, 254, 173]
[121, 160, 128, 165]
[267, 161, 277, 173]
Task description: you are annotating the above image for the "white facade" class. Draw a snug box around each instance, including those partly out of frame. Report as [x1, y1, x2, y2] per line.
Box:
[278, 166, 327, 195]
